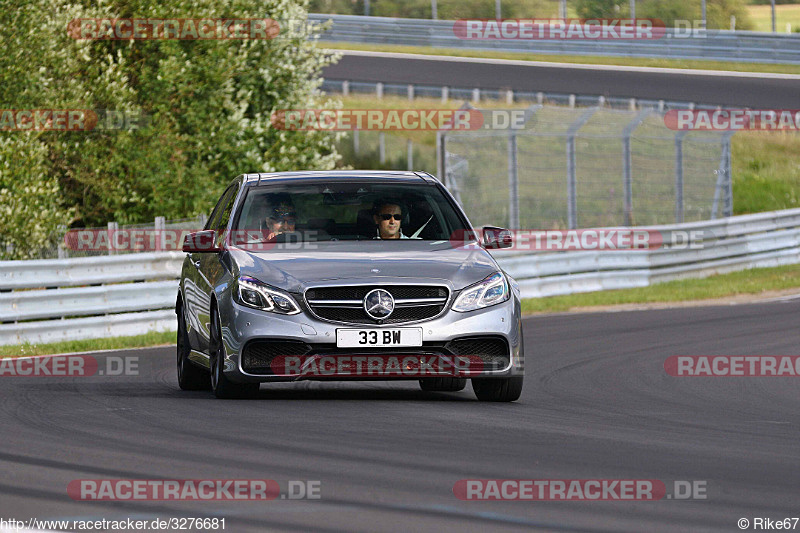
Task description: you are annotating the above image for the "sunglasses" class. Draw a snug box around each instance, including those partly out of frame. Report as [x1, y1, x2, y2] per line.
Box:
[379, 214, 402, 221]
[269, 216, 296, 224]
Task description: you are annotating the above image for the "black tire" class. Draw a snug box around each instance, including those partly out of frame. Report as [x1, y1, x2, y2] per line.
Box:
[472, 376, 524, 402]
[177, 302, 210, 391]
[209, 308, 259, 399]
[419, 377, 467, 392]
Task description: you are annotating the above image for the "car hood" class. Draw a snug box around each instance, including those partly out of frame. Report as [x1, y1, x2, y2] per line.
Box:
[229, 241, 499, 293]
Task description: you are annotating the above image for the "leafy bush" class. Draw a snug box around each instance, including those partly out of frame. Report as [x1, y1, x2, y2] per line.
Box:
[0, 0, 340, 258]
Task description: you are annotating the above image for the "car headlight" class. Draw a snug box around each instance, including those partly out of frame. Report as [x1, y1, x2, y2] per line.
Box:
[235, 276, 301, 315]
[452, 272, 510, 312]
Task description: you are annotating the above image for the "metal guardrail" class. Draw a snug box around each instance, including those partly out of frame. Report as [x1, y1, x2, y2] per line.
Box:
[2, 208, 800, 345]
[309, 14, 800, 65]
[494, 208, 800, 298]
[0, 252, 183, 346]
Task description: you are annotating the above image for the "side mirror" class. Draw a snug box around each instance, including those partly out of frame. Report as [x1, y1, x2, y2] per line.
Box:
[182, 230, 221, 253]
[482, 226, 513, 249]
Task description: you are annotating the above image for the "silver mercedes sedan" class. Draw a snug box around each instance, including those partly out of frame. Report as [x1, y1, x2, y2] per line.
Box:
[176, 171, 524, 401]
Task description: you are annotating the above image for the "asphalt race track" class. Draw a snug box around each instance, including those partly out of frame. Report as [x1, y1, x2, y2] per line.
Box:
[323, 51, 800, 109]
[1, 300, 798, 532]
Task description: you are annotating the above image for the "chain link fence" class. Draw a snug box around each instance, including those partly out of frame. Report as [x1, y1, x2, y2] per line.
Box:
[439, 105, 733, 229]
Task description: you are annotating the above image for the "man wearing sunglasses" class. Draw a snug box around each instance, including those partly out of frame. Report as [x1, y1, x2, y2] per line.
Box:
[372, 199, 409, 240]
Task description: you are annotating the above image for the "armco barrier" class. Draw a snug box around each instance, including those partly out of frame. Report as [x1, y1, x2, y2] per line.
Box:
[308, 14, 800, 65]
[2, 209, 800, 345]
[493, 209, 800, 297]
[0, 252, 183, 346]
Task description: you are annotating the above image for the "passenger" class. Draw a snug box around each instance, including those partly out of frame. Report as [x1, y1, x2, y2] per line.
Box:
[264, 193, 297, 240]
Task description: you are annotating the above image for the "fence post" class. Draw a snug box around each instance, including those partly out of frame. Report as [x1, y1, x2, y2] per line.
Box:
[107, 221, 118, 255]
[436, 131, 446, 183]
[342, 80, 350, 96]
[621, 109, 652, 226]
[442, 86, 449, 103]
[353, 130, 360, 156]
[566, 107, 598, 229]
[379, 132, 386, 164]
[508, 133, 519, 229]
[407, 84, 415, 101]
[724, 132, 734, 217]
[199, 213, 208, 228]
[155, 216, 166, 252]
[505, 90, 514, 105]
[674, 131, 688, 223]
[472, 88, 480, 103]
[712, 132, 736, 218]
[376, 82, 383, 99]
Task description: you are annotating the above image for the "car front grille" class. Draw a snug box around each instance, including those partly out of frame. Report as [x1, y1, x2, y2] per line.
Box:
[304, 285, 449, 325]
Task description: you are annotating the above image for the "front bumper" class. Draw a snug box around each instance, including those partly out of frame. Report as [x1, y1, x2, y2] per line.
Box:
[219, 297, 524, 383]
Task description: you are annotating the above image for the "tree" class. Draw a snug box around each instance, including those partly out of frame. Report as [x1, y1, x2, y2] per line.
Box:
[0, 0, 340, 259]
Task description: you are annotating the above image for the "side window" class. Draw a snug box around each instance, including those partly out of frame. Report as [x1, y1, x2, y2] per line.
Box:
[205, 185, 236, 231]
[214, 184, 240, 246]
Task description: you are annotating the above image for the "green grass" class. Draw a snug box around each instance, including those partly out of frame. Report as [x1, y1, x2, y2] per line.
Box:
[0, 330, 175, 358]
[732, 131, 800, 214]
[521, 263, 800, 313]
[323, 43, 800, 75]
[747, 4, 800, 32]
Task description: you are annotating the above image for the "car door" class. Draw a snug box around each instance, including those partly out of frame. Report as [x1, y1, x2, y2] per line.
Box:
[183, 188, 229, 351]
[193, 182, 240, 353]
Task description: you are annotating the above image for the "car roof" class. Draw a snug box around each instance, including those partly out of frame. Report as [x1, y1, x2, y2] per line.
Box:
[241, 170, 439, 186]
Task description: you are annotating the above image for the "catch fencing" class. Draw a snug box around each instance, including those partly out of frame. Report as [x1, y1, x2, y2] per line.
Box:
[438, 104, 733, 230]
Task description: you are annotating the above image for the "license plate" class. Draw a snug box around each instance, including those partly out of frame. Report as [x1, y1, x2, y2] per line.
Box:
[336, 328, 423, 348]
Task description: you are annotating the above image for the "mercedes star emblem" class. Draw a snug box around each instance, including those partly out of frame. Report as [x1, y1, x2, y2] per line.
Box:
[364, 288, 395, 320]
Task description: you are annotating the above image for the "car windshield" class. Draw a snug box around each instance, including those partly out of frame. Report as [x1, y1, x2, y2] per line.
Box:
[232, 180, 470, 243]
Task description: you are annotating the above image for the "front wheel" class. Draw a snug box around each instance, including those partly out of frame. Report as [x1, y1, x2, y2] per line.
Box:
[472, 376, 523, 402]
[209, 309, 259, 399]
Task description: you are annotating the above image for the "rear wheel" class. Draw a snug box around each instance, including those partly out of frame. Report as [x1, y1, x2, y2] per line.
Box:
[472, 376, 523, 402]
[419, 377, 467, 392]
[209, 308, 259, 399]
[177, 302, 209, 390]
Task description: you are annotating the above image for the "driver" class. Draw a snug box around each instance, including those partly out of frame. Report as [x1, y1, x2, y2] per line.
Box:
[372, 199, 408, 240]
